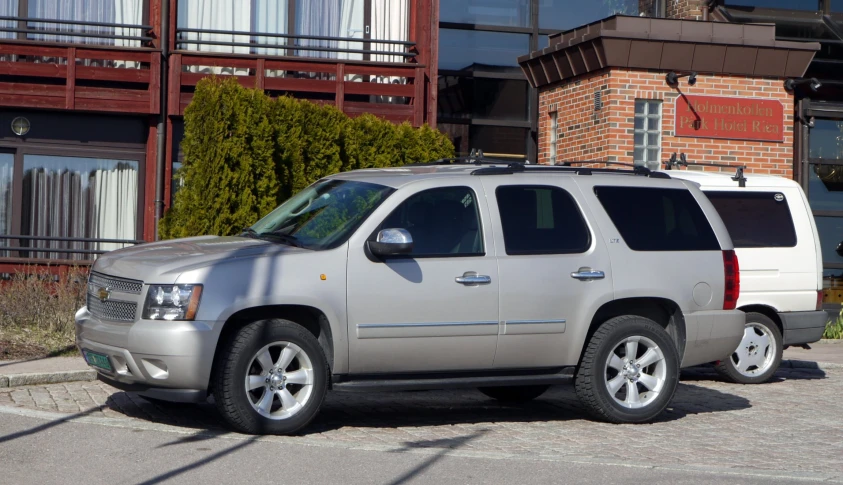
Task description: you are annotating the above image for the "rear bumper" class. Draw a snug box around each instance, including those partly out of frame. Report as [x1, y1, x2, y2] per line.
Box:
[681, 310, 745, 367]
[780, 311, 828, 346]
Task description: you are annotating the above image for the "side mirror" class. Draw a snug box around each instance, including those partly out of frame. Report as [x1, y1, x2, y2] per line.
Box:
[368, 228, 413, 257]
[837, 241, 843, 258]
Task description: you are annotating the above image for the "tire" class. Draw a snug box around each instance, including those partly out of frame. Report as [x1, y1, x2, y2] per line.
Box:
[575, 315, 680, 424]
[478, 385, 550, 402]
[714, 312, 782, 384]
[212, 319, 329, 435]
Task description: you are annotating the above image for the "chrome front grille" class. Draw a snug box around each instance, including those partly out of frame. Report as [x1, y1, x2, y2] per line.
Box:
[86, 293, 138, 322]
[88, 272, 143, 294]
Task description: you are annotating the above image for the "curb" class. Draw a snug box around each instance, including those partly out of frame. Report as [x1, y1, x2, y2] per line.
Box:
[0, 369, 97, 388]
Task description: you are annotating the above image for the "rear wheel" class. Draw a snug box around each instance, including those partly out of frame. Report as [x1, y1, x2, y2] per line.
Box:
[714, 312, 782, 384]
[575, 315, 679, 424]
[478, 385, 550, 402]
[212, 319, 328, 435]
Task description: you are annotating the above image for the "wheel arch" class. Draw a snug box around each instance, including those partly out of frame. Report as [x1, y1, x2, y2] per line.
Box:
[578, 297, 686, 369]
[210, 305, 334, 391]
[738, 304, 783, 336]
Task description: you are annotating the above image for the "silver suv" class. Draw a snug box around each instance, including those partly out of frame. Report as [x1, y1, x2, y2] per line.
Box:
[76, 162, 745, 434]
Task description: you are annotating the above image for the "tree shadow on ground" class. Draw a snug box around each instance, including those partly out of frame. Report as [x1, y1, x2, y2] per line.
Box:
[100, 380, 751, 436]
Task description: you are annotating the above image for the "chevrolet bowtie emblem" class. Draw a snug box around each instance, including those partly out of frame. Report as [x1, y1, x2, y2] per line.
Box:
[97, 287, 111, 303]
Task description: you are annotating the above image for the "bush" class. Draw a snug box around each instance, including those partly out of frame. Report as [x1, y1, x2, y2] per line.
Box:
[0, 267, 87, 358]
[823, 306, 843, 339]
[160, 78, 279, 239]
[160, 77, 454, 239]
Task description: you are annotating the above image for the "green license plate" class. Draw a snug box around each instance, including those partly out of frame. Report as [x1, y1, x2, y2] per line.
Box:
[83, 350, 113, 372]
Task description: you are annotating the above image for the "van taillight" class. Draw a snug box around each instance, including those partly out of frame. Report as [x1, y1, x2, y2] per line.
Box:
[723, 250, 740, 310]
[817, 290, 824, 311]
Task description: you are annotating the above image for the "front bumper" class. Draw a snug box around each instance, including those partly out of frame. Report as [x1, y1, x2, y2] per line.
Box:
[780, 310, 828, 346]
[75, 306, 219, 400]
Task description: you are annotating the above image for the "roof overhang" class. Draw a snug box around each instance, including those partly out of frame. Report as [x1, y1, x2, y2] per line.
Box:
[518, 15, 820, 89]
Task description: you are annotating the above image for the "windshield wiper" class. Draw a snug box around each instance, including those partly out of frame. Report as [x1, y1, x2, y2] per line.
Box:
[241, 227, 260, 239]
[260, 232, 304, 248]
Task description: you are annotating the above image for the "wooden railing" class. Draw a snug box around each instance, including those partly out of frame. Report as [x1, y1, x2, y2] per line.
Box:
[0, 40, 160, 114]
[169, 52, 426, 126]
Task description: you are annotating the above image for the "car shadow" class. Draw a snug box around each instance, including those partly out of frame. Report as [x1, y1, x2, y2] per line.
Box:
[680, 364, 826, 383]
[100, 380, 751, 436]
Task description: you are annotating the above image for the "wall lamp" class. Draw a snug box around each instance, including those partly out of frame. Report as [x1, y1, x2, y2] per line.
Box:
[784, 77, 821, 92]
[666, 71, 697, 87]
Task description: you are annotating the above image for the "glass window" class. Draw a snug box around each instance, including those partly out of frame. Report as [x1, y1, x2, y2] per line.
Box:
[496, 185, 590, 255]
[439, 29, 530, 71]
[438, 77, 529, 122]
[441, 0, 531, 27]
[251, 179, 394, 251]
[816, 216, 843, 266]
[379, 186, 484, 257]
[0, 0, 17, 40]
[833, 0, 843, 13]
[20, 155, 139, 259]
[539, 0, 643, 31]
[724, 0, 820, 10]
[594, 186, 721, 251]
[470, 125, 530, 158]
[704, 191, 797, 248]
[633, 99, 661, 170]
[0, 153, 12, 257]
[27, 0, 145, 46]
[808, 119, 843, 160]
[808, 164, 843, 212]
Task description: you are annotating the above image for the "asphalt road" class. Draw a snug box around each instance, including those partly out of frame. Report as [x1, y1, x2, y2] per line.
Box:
[1, 366, 842, 484]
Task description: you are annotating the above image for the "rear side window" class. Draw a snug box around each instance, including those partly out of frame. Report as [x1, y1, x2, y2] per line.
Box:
[704, 191, 797, 248]
[496, 185, 591, 255]
[594, 186, 720, 251]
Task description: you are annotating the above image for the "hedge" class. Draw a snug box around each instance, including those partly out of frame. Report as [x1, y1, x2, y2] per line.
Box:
[160, 77, 453, 239]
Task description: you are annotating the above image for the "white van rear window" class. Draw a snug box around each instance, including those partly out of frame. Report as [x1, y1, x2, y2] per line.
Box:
[704, 191, 797, 248]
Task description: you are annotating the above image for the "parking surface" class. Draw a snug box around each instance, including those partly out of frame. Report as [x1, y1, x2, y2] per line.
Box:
[1, 366, 842, 481]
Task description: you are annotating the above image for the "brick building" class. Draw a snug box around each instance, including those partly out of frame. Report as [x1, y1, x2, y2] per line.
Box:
[518, 0, 843, 309]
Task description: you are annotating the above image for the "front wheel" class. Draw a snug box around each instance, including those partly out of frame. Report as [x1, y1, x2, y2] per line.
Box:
[714, 312, 782, 384]
[212, 319, 329, 435]
[575, 315, 679, 424]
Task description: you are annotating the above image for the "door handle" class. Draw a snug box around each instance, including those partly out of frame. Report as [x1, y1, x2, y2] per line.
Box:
[571, 268, 605, 281]
[455, 272, 491, 285]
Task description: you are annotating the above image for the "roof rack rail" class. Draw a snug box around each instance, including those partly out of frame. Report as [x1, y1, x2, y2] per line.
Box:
[664, 152, 747, 187]
[470, 162, 671, 179]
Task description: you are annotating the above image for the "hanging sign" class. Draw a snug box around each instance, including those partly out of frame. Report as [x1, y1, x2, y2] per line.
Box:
[675, 95, 784, 142]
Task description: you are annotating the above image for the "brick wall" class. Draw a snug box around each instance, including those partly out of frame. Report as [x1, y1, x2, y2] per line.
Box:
[666, 0, 706, 20]
[538, 68, 795, 178]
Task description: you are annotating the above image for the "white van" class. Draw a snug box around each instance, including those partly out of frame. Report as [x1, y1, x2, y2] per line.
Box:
[666, 169, 827, 383]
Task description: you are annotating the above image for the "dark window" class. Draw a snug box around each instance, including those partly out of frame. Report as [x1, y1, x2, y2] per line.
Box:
[724, 0, 820, 10]
[496, 185, 591, 255]
[438, 29, 529, 71]
[704, 191, 797, 248]
[440, 0, 531, 28]
[594, 186, 720, 251]
[438, 77, 529, 122]
[380, 187, 484, 257]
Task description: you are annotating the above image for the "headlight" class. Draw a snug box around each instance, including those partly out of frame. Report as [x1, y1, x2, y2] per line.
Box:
[143, 284, 203, 321]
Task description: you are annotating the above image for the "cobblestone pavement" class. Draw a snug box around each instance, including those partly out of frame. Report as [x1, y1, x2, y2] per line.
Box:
[2, 367, 842, 479]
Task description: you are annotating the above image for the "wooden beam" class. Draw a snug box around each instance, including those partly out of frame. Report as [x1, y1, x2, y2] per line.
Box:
[168, 53, 182, 116]
[335, 63, 345, 114]
[413, 66, 424, 127]
[345, 80, 414, 97]
[256, 58, 266, 90]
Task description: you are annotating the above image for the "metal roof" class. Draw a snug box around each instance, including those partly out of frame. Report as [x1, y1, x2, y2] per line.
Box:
[518, 15, 821, 89]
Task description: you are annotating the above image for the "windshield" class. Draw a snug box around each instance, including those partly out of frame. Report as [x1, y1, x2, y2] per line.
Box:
[248, 179, 394, 250]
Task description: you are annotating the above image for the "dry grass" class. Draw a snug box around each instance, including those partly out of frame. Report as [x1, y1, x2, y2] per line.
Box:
[0, 267, 87, 360]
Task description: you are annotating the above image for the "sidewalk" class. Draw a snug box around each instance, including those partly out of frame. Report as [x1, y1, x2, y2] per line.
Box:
[2, 341, 842, 388]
